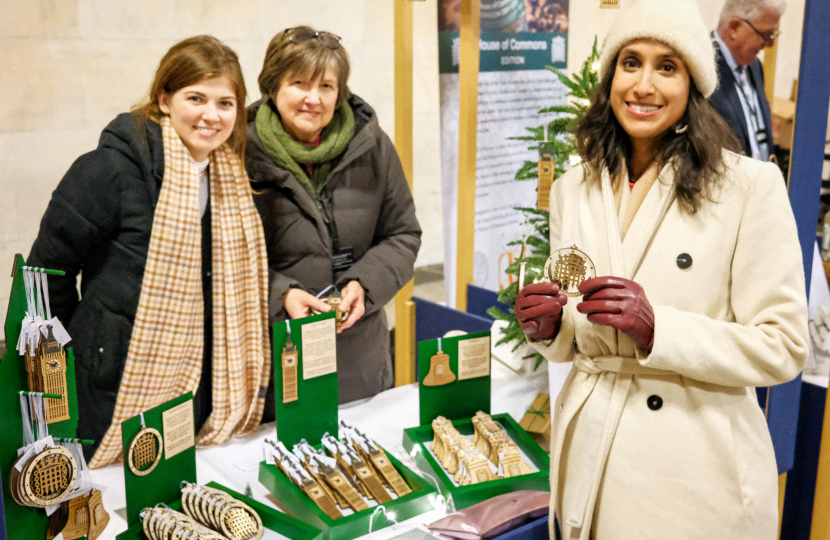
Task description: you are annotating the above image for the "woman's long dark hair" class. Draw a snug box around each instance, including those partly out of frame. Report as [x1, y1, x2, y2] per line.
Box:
[575, 53, 741, 213]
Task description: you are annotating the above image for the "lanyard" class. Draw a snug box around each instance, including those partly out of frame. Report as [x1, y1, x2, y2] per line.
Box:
[734, 67, 761, 132]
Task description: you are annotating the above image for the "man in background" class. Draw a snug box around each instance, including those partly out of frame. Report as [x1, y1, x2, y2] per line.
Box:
[710, 0, 784, 161]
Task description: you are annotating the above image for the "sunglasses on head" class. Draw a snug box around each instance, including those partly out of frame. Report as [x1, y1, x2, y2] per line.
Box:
[286, 28, 342, 49]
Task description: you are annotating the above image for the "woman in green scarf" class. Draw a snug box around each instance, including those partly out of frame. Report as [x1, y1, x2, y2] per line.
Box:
[247, 26, 422, 406]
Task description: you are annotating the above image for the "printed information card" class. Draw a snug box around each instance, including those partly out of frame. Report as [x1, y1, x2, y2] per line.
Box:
[457, 336, 491, 380]
[162, 399, 195, 460]
[302, 318, 337, 379]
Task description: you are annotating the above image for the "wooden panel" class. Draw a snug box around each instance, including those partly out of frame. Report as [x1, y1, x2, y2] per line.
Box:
[455, 0, 481, 311]
[393, 0, 417, 386]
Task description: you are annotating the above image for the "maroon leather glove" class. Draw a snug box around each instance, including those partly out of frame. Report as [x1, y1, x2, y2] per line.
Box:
[515, 282, 568, 342]
[576, 276, 655, 351]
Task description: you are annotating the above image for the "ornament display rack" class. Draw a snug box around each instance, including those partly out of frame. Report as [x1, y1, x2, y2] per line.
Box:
[402, 413, 550, 510]
[116, 482, 323, 540]
[0, 254, 81, 539]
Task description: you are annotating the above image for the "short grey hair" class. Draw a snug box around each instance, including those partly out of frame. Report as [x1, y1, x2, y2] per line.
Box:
[718, 0, 786, 26]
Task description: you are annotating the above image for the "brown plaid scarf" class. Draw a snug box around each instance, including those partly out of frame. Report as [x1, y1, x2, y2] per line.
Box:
[89, 115, 271, 468]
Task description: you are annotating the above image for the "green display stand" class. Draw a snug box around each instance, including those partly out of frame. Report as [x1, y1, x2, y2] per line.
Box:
[116, 482, 322, 540]
[402, 413, 550, 510]
[0, 255, 81, 539]
[258, 447, 438, 540]
[273, 312, 339, 447]
[121, 393, 197, 526]
[418, 331, 491, 425]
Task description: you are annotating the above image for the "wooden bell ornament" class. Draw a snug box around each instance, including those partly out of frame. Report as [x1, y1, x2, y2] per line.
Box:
[281, 320, 299, 404]
[423, 338, 456, 386]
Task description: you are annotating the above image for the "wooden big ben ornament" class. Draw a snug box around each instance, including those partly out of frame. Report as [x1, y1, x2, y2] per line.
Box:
[282, 320, 299, 403]
[37, 326, 70, 423]
[537, 124, 554, 211]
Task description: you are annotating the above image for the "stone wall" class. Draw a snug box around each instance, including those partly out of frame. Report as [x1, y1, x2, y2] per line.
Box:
[0, 0, 808, 325]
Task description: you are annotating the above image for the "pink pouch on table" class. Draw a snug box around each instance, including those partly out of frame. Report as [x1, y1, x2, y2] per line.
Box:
[428, 490, 550, 539]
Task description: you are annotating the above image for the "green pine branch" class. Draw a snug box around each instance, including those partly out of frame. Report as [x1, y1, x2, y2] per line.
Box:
[490, 37, 600, 371]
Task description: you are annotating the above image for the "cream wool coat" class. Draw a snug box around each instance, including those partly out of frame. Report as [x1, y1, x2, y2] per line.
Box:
[532, 151, 808, 540]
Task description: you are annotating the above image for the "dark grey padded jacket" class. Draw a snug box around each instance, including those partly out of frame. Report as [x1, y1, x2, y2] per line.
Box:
[246, 95, 421, 402]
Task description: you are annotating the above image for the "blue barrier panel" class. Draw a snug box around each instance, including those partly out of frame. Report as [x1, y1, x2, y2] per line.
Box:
[770, 0, 830, 475]
[781, 381, 826, 540]
[412, 296, 492, 383]
[412, 296, 492, 345]
[493, 515, 550, 540]
[467, 284, 511, 320]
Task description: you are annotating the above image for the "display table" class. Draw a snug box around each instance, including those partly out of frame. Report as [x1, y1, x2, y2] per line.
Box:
[87, 358, 550, 539]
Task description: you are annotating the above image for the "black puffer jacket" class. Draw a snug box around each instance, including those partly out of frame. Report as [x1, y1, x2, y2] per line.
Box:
[27, 113, 216, 459]
[247, 95, 421, 402]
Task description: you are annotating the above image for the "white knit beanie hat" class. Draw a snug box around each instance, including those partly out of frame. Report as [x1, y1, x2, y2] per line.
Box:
[599, 0, 718, 98]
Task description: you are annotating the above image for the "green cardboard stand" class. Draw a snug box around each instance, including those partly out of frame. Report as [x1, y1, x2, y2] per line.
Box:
[273, 312, 339, 447]
[116, 482, 322, 540]
[121, 392, 197, 526]
[402, 413, 550, 510]
[258, 447, 437, 540]
[0, 255, 81, 539]
[418, 331, 491, 425]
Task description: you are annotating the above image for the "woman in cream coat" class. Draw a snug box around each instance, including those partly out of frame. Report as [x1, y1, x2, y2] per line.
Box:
[514, 0, 808, 538]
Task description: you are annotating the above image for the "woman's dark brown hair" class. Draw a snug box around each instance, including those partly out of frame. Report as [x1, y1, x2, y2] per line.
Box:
[258, 26, 351, 108]
[575, 52, 741, 213]
[135, 35, 248, 158]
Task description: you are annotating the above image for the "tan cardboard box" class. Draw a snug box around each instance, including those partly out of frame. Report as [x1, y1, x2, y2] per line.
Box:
[772, 96, 795, 149]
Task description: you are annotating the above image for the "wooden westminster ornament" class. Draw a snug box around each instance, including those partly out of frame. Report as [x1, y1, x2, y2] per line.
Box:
[543, 245, 596, 296]
[281, 320, 299, 403]
[127, 413, 163, 476]
[422, 337, 456, 386]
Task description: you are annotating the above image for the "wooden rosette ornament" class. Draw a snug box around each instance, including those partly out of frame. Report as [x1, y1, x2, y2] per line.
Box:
[543, 245, 596, 296]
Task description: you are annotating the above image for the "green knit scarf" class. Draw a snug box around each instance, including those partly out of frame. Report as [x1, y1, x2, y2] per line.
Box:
[256, 99, 355, 196]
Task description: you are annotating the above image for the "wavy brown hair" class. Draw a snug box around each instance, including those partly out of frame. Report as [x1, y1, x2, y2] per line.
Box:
[575, 52, 741, 213]
[134, 35, 248, 159]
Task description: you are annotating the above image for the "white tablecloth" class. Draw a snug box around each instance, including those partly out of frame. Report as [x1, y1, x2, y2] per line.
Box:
[88, 358, 550, 540]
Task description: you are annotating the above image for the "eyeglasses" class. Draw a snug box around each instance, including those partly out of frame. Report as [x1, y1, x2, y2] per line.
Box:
[286, 28, 342, 49]
[741, 18, 780, 45]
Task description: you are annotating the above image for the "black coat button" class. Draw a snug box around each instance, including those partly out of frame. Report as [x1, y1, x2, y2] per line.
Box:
[647, 395, 663, 410]
[677, 253, 692, 269]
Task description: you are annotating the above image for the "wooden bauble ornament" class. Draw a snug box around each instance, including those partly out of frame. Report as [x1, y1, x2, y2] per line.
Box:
[220, 502, 263, 540]
[543, 245, 596, 297]
[127, 426, 163, 476]
[21, 445, 78, 507]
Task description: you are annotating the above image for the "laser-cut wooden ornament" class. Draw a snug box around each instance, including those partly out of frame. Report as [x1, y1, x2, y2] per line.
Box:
[127, 425, 163, 476]
[37, 326, 70, 423]
[87, 489, 109, 540]
[543, 245, 596, 296]
[422, 337, 456, 386]
[21, 445, 78, 508]
[180, 483, 263, 540]
[537, 152, 554, 211]
[282, 320, 299, 404]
